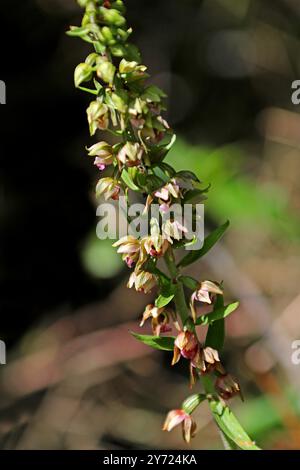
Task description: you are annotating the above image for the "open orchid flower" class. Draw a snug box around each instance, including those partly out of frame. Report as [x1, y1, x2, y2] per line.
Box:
[140, 304, 175, 336]
[96, 177, 120, 201]
[87, 141, 115, 171]
[190, 280, 223, 322]
[127, 270, 157, 294]
[215, 374, 243, 401]
[163, 409, 197, 443]
[142, 218, 169, 257]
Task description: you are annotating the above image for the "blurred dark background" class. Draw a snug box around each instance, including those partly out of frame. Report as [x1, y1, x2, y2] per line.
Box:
[1, 0, 300, 450]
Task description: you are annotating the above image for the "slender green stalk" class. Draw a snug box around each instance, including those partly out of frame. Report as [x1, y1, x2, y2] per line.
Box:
[69, 0, 260, 449]
[164, 248, 189, 323]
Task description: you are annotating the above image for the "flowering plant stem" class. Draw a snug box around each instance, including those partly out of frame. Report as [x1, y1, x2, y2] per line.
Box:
[164, 248, 189, 323]
[69, 0, 260, 449]
[165, 247, 258, 449]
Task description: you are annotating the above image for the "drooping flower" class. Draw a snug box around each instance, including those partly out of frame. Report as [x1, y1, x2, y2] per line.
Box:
[215, 374, 243, 401]
[87, 141, 114, 171]
[154, 176, 195, 211]
[163, 409, 197, 443]
[96, 177, 120, 201]
[192, 346, 225, 376]
[127, 270, 157, 294]
[162, 219, 188, 244]
[140, 304, 175, 336]
[172, 330, 199, 365]
[119, 59, 147, 80]
[142, 218, 169, 258]
[117, 142, 144, 167]
[86, 101, 109, 136]
[113, 235, 141, 268]
[172, 330, 224, 386]
[154, 180, 181, 203]
[190, 280, 223, 322]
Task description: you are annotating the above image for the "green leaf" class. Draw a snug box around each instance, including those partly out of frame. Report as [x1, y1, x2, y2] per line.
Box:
[209, 400, 260, 450]
[67, 26, 90, 38]
[77, 86, 98, 95]
[178, 221, 230, 268]
[152, 166, 170, 184]
[148, 134, 177, 163]
[131, 332, 175, 351]
[165, 133, 177, 151]
[74, 63, 93, 87]
[178, 275, 199, 290]
[145, 174, 166, 192]
[111, 90, 128, 113]
[142, 85, 167, 103]
[156, 162, 176, 177]
[150, 266, 176, 306]
[205, 294, 225, 350]
[155, 293, 175, 308]
[196, 301, 239, 326]
[176, 170, 200, 182]
[182, 187, 210, 203]
[121, 169, 140, 191]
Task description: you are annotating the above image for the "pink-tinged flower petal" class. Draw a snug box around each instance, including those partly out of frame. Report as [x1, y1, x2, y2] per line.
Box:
[181, 345, 198, 360]
[163, 410, 188, 432]
[159, 203, 170, 213]
[196, 290, 211, 304]
[155, 187, 169, 201]
[96, 163, 106, 171]
[174, 331, 188, 350]
[183, 415, 197, 443]
[159, 324, 172, 333]
[125, 256, 135, 268]
[182, 415, 192, 443]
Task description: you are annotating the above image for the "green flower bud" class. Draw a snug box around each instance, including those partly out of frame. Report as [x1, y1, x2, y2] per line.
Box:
[182, 394, 206, 415]
[111, 91, 127, 113]
[128, 98, 147, 116]
[86, 2, 97, 14]
[116, 27, 132, 42]
[74, 63, 93, 87]
[119, 58, 138, 74]
[87, 101, 109, 136]
[85, 53, 98, 66]
[111, 1, 126, 14]
[87, 141, 113, 157]
[96, 61, 116, 84]
[96, 177, 120, 200]
[77, 0, 90, 7]
[99, 7, 126, 27]
[110, 44, 126, 58]
[142, 85, 167, 103]
[81, 13, 90, 27]
[101, 26, 116, 44]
